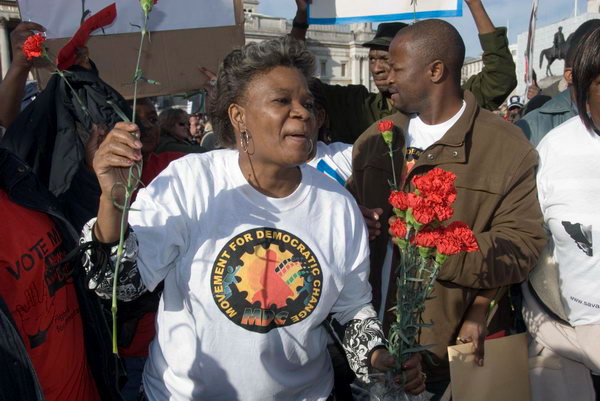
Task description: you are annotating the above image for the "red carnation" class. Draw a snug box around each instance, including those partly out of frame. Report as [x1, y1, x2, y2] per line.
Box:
[378, 120, 394, 132]
[446, 221, 479, 252]
[435, 230, 462, 255]
[389, 191, 409, 210]
[406, 192, 421, 209]
[434, 204, 454, 222]
[390, 218, 407, 239]
[412, 199, 436, 225]
[22, 33, 46, 61]
[414, 228, 442, 248]
[412, 168, 457, 206]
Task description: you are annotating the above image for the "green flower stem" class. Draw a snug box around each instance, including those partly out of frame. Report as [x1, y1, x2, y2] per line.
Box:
[388, 147, 398, 189]
[131, 13, 149, 125]
[110, 8, 150, 355]
[111, 181, 134, 353]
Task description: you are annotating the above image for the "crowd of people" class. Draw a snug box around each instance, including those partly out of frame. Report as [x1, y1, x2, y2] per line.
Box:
[0, 0, 599, 400]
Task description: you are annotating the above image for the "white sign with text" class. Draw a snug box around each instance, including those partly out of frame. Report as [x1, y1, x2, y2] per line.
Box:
[308, 0, 462, 24]
[19, 0, 236, 39]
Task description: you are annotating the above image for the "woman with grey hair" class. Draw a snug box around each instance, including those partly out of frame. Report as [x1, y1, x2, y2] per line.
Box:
[83, 36, 424, 400]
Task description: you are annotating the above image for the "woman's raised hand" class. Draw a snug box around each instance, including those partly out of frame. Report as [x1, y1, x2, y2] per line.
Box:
[92, 122, 142, 205]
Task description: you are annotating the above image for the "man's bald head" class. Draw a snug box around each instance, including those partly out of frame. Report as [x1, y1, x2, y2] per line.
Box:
[393, 19, 465, 84]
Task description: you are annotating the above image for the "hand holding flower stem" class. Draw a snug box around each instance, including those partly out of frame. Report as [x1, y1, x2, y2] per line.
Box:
[108, 0, 157, 354]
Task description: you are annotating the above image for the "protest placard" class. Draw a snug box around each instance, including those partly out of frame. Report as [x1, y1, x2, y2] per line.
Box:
[19, 0, 236, 39]
[19, 0, 244, 98]
[448, 333, 531, 401]
[308, 0, 462, 24]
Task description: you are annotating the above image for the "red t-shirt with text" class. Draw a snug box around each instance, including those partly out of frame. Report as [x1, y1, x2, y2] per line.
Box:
[0, 189, 100, 401]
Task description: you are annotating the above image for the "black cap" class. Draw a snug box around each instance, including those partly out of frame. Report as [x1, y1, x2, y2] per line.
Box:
[362, 22, 409, 49]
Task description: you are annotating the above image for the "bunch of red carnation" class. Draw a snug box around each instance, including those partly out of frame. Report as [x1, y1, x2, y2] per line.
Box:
[388, 168, 478, 263]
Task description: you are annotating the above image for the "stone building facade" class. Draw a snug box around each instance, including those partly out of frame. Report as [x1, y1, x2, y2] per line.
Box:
[0, 0, 19, 78]
[244, 0, 376, 89]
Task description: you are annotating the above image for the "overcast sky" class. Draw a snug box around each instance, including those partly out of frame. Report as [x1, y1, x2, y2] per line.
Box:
[259, 0, 586, 57]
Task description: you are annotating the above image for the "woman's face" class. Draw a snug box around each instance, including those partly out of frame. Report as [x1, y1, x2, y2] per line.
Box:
[588, 75, 600, 130]
[136, 103, 160, 156]
[170, 113, 191, 141]
[234, 66, 316, 167]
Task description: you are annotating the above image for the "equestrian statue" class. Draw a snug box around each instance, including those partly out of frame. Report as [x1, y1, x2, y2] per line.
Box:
[539, 26, 571, 77]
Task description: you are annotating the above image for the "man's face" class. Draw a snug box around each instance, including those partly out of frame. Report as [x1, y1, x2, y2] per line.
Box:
[368, 48, 392, 93]
[189, 115, 202, 137]
[508, 107, 522, 123]
[387, 37, 429, 115]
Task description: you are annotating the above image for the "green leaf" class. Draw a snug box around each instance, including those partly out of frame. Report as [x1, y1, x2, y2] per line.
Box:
[141, 76, 160, 85]
[107, 100, 131, 122]
[396, 331, 412, 346]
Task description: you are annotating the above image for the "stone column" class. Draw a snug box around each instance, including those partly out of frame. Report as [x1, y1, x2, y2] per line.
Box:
[0, 18, 11, 79]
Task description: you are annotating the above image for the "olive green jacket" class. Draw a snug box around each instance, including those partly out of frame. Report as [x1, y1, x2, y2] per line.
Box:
[319, 28, 516, 144]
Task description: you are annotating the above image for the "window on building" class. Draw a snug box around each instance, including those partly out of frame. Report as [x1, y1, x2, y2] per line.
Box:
[320, 60, 327, 77]
[341, 62, 346, 77]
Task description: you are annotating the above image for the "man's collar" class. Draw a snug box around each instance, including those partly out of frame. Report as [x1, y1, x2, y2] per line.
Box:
[434, 91, 478, 147]
[392, 91, 478, 147]
[538, 89, 577, 114]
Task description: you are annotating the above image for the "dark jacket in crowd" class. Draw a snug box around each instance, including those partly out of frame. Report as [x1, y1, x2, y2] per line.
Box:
[0, 62, 131, 231]
[516, 89, 577, 146]
[347, 90, 547, 383]
[155, 134, 206, 154]
[316, 27, 517, 143]
[0, 148, 124, 401]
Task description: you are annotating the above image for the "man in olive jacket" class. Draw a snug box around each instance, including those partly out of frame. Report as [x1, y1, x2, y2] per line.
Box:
[292, 0, 517, 143]
[347, 20, 546, 398]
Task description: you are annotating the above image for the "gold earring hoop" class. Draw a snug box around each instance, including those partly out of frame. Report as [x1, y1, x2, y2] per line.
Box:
[240, 130, 250, 153]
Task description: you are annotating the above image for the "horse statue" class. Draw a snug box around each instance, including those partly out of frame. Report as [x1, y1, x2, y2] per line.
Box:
[539, 29, 572, 77]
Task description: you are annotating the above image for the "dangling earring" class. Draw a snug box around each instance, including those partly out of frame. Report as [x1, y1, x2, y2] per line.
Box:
[241, 130, 250, 153]
[307, 138, 314, 155]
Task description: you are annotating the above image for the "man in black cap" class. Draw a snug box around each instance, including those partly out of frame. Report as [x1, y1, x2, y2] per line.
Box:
[292, 0, 517, 143]
[507, 95, 524, 123]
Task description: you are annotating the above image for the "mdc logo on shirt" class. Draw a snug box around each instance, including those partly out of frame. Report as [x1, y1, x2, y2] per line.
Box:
[210, 227, 323, 333]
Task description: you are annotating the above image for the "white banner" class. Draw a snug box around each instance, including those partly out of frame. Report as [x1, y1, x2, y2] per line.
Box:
[524, 0, 540, 97]
[308, 0, 462, 24]
[18, 0, 236, 39]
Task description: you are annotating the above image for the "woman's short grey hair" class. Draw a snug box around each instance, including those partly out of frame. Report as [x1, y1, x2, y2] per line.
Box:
[207, 36, 315, 148]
